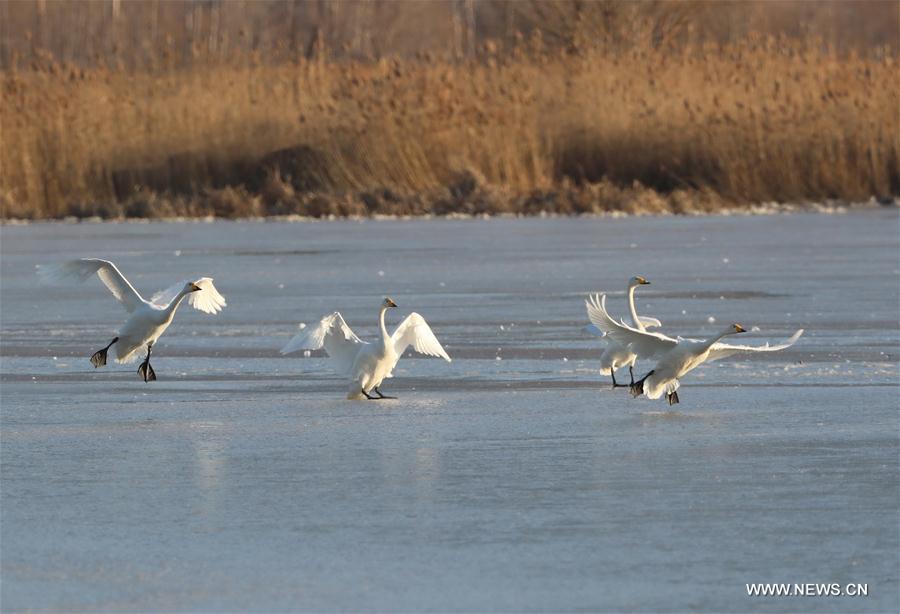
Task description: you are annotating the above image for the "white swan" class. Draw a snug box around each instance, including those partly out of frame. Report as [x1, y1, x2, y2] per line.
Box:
[37, 258, 226, 381]
[586, 294, 803, 405]
[281, 298, 451, 400]
[584, 276, 660, 388]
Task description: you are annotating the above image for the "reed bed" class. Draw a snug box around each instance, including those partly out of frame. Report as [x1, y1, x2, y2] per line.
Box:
[1, 35, 897, 219]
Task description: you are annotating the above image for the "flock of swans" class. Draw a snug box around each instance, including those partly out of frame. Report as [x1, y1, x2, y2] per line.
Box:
[584, 276, 803, 404]
[37, 259, 803, 404]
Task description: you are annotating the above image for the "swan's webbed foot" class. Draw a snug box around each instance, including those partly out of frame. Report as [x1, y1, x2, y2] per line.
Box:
[373, 387, 396, 399]
[666, 391, 680, 406]
[90, 348, 109, 368]
[630, 370, 654, 398]
[137, 343, 156, 382]
[362, 388, 376, 399]
[90, 337, 118, 368]
[137, 360, 156, 382]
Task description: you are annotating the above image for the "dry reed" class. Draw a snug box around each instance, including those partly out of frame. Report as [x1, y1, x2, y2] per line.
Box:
[1, 33, 897, 219]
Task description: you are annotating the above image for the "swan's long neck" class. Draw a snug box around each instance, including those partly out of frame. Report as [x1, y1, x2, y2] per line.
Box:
[700, 329, 736, 352]
[164, 289, 191, 319]
[379, 307, 390, 344]
[627, 284, 643, 331]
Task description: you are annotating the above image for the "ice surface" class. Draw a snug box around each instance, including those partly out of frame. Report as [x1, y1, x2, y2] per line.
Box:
[1, 211, 898, 612]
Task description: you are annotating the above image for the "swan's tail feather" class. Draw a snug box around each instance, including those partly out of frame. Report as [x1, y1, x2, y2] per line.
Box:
[347, 379, 366, 400]
[643, 375, 671, 400]
[114, 345, 143, 364]
[598, 351, 616, 375]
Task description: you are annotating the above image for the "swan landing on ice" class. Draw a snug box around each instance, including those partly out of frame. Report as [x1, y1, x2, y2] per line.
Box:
[584, 276, 661, 389]
[281, 298, 451, 399]
[37, 258, 226, 382]
[587, 293, 803, 405]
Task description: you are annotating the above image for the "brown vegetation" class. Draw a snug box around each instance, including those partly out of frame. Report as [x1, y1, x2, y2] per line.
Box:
[1, 1, 898, 219]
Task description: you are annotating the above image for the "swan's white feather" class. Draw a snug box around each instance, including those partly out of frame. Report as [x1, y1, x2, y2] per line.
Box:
[637, 315, 662, 329]
[706, 329, 804, 363]
[151, 277, 226, 314]
[189, 278, 227, 314]
[37, 258, 144, 312]
[644, 376, 680, 400]
[280, 312, 366, 375]
[391, 313, 452, 362]
[586, 293, 677, 359]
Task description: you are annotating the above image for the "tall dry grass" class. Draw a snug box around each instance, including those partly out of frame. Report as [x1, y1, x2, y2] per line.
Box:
[1, 32, 898, 218]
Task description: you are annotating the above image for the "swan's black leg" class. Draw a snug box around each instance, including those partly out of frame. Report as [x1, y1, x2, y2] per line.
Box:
[137, 343, 157, 382]
[630, 370, 654, 398]
[610, 370, 629, 389]
[362, 388, 376, 399]
[629, 366, 635, 386]
[666, 390, 680, 406]
[90, 336, 118, 368]
[374, 387, 396, 399]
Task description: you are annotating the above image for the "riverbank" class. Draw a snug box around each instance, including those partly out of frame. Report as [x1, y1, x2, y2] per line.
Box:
[1, 178, 893, 223]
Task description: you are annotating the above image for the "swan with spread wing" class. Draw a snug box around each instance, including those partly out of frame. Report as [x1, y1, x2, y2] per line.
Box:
[37, 258, 226, 381]
[281, 298, 451, 399]
[584, 276, 660, 388]
[586, 294, 803, 405]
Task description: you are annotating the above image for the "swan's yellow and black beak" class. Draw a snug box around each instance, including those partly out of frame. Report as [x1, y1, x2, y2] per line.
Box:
[190, 282, 202, 292]
[733, 323, 746, 333]
[636, 276, 650, 285]
[385, 297, 398, 308]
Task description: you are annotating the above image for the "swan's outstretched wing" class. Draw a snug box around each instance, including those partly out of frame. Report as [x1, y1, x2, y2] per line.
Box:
[37, 258, 144, 312]
[281, 312, 366, 373]
[150, 277, 227, 314]
[586, 294, 677, 358]
[188, 278, 227, 314]
[706, 329, 804, 363]
[392, 313, 451, 362]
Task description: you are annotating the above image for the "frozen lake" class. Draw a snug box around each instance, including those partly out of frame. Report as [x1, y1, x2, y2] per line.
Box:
[1, 210, 898, 612]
